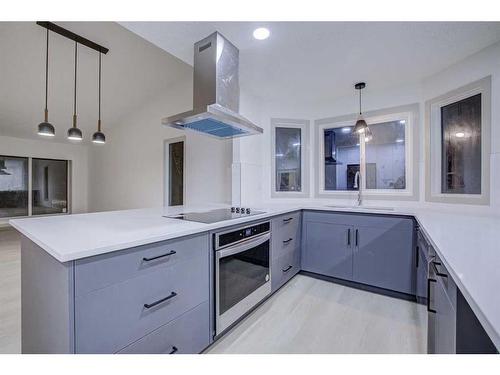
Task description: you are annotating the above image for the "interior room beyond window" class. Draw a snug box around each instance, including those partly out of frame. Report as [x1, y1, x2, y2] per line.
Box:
[365, 120, 406, 190]
[440, 94, 481, 195]
[323, 126, 360, 191]
[275, 127, 302, 192]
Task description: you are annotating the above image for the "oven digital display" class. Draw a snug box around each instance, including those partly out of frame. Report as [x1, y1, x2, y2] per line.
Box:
[217, 222, 270, 249]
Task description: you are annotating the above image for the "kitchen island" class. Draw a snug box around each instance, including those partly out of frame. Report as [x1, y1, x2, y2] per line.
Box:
[10, 204, 500, 353]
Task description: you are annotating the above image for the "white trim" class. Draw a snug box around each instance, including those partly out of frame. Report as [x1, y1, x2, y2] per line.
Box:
[314, 104, 419, 201]
[271, 118, 310, 198]
[163, 136, 186, 207]
[27, 157, 33, 217]
[425, 76, 491, 205]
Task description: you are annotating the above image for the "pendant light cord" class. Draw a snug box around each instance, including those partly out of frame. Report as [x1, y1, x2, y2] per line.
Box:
[44, 28, 49, 120]
[73, 41, 77, 125]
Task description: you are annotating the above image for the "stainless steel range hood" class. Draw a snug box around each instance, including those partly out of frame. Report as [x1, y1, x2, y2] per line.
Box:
[162, 32, 263, 139]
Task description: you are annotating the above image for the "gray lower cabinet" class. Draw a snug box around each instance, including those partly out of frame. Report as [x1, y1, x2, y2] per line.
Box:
[301, 220, 353, 280]
[428, 256, 457, 354]
[301, 211, 415, 295]
[118, 301, 210, 354]
[416, 231, 430, 303]
[271, 212, 301, 291]
[21, 232, 211, 354]
[353, 222, 415, 295]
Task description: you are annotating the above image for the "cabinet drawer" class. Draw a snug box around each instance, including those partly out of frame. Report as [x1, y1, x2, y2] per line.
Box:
[75, 233, 208, 296]
[118, 302, 210, 354]
[272, 211, 301, 260]
[75, 252, 209, 353]
[272, 246, 300, 291]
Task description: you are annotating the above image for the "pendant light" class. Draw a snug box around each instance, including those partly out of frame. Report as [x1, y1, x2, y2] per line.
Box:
[67, 41, 83, 141]
[37, 28, 55, 137]
[353, 82, 369, 135]
[92, 52, 106, 144]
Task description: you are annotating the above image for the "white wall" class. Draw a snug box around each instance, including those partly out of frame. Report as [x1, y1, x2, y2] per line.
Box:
[236, 41, 500, 213]
[88, 80, 232, 212]
[0, 135, 89, 218]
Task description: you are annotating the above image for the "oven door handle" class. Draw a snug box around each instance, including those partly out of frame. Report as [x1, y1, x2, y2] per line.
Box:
[217, 233, 271, 258]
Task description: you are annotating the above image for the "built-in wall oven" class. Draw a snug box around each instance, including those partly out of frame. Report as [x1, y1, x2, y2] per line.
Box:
[214, 221, 271, 336]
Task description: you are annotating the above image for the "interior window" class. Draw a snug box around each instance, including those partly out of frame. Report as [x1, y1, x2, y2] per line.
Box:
[323, 126, 360, 191]
[275, 127, 302, 192]
[0, 155, 29, 218]
[32, 158, 68, 215]
[440, 94, 481, 195]
[365, 120, 406, 190]
[169, 141, 184, 206]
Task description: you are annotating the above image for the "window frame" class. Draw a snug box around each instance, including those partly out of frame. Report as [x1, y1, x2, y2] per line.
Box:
[314, 104, 419, 201]
[271, 118, 310, 198]
[163, 136, 186, 207]
[0, 154, 71, 219]
[425, 76, 491, 205]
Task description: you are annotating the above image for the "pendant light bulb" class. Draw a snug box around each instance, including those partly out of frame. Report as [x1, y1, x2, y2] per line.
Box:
[38, 28, 55, 137]
[68, 41, 82, 141]
[92, 51, 106, 144]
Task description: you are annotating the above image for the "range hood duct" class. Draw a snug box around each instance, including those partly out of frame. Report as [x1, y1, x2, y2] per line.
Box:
[162, 32, 263, 139]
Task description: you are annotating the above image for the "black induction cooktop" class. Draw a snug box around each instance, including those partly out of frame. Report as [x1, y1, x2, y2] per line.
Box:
[164, 208, 265, 224]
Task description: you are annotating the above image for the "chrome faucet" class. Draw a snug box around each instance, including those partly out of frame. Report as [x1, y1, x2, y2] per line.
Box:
[353, 171, 362, 206]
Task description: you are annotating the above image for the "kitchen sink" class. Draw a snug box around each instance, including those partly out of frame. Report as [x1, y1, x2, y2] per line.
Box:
[325, 205, 395, 211]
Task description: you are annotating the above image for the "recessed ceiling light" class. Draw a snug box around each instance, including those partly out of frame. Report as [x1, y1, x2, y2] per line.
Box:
[253, 27, 270, 40]
[455, 132, 465, 138]
[341, 127, 351, 133]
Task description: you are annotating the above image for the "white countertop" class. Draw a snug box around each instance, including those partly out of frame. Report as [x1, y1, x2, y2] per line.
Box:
[9, 203, 500, 350]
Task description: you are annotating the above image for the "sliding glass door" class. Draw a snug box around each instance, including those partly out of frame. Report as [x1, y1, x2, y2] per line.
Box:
[0, 156, 29, 218]
[0, 155, 70, 218]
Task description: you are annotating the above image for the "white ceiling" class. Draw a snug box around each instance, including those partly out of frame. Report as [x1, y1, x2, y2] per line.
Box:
[0, 22, 191, 142]
[120, 22, 500, 104]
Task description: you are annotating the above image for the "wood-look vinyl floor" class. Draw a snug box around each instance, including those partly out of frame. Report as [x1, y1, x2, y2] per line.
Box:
[0, 229, 21, 354]
[206, 274, 427, 354]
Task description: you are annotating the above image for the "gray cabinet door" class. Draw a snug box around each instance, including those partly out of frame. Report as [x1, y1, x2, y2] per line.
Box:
[353, 222, 415, 294]
[416, 248, 428, 301]
[433, 278, 456, 353]
[302, 220, 353, 280]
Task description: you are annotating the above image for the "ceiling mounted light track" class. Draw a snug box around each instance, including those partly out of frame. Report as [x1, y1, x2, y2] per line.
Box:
[92, 52, 106, 144]
[353, 82, 369, 135]
[37, 28, 55, 137]
[35, 21, 109, 144]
